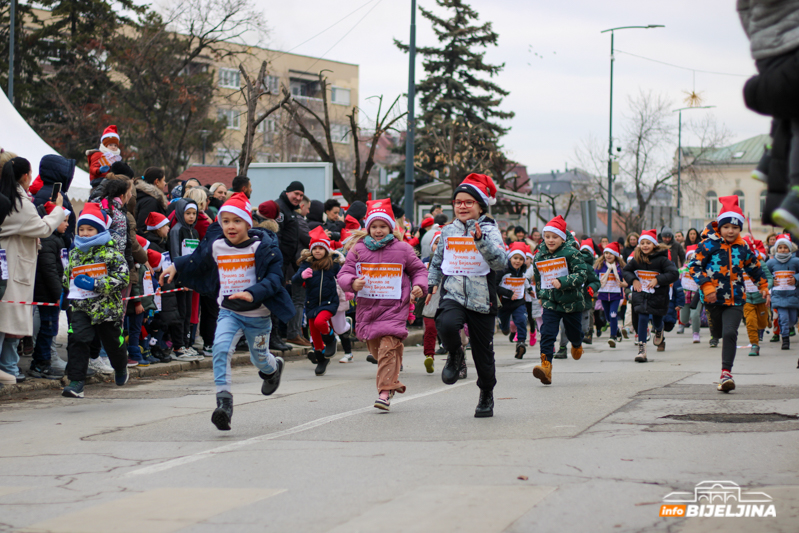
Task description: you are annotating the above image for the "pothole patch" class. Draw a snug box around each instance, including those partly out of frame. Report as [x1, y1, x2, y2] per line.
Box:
[661, 412, 799, 424]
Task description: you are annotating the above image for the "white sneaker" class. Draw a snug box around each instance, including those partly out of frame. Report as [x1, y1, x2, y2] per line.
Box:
[89, 357, 114, 374]
[171, 349, 201, 362]
[183, 346, 199, 356]
[49, 349, 67, 372]
[339, 353, 353, 363]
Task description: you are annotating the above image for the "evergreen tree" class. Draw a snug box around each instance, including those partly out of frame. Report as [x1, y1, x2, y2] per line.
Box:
[0, 1, 47, 109]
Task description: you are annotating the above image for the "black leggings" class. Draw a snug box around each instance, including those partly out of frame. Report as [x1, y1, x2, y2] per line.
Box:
[436, 304, 496, 391]
[708, 305, 743, 371]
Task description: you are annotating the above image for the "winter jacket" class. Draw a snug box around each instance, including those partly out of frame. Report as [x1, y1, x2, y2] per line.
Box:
[663, 239, 686, 268]
[664, 281, 685, 326]
[134, 179, 169, 234]
[579, 248, 601, 311]
[324, 218, 344, 242]
[172, 223, 295, 323]
[623, 249, 679, 316]
[168, 199, 200, 287]
[276, 192, 310, 281]
[62, 237, 130, 325]
[32, 154, 78, 243]
[766, 256, 799, 309]
[595, 262, 624, 302]
[737, 0, 799, 60]
[689, 222, 768, 307]
[427, 215, 507, 315]
[307, 200, 325, 231]
[34, 230, 67, 304]
[496, 261, 528, 312]
[745, 262, 773, 304]
[338, 238, 428, 340]
[532, 235, 589, 314]
[292, 262, 341, 319]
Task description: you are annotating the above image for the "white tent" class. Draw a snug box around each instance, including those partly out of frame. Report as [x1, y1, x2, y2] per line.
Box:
[0, 93, 92, 200]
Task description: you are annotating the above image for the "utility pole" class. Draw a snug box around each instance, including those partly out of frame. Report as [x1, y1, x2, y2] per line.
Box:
[403, 0, 416, 224]
[7, 0, 15, 102]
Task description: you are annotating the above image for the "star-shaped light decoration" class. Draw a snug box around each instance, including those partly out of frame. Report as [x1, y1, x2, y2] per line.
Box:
[682, 90, 704, 107]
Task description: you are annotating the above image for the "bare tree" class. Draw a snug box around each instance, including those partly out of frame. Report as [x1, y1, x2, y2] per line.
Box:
[533, 191, 577, 226]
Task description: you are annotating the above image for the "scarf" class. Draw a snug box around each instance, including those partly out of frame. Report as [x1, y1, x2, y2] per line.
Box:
[364, 234, 394, 251]
[775, 252, 792, 263]
[74, 231, 112, 253]
[99, 143, 120, 157]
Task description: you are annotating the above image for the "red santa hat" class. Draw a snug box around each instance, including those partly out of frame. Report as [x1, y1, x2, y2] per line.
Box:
[580, 238, 595, 254]
[717, 195, 745, 228]
[508, 241, 527, 260]
[218, 192, 253, 227]
[685, 244, 698, 259]
[525, 244, 534, 260]
[420, 215, 435, 230]
[101, 125, 120, 146]
[365, 199, 395, 230]
[639, 229, 658, 246]
[77, 203, 110, 232]
[146, 249, 163, 270]
[453, 173, 497, 207]
[774, 233, 793, 250]
[431, 231, 442, 247]
[309, 226, 332, 253]
[43, 201, 70, 219]
[542, 215, 568, 241]
[145, 212, 169, 231]
[603, 241, 621, 258]
[136, 235, 150, 251]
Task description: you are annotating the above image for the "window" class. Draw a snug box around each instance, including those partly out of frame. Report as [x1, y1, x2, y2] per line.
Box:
[218, 68, 240, 89]
[331, 86, 351, 106]
[264, 75, 279, 93]
[330, 124, 349, 144]
[216, 148, 240, 166]
[218, 109, 240, 130]
[705, 190, 718, 219]
[733, 189, 745, 213]
[257, 119, 277, 134]
[760, 189, 767, 216]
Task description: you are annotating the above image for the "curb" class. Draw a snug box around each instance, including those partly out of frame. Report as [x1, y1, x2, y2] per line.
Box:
[0, 329, 425, 398]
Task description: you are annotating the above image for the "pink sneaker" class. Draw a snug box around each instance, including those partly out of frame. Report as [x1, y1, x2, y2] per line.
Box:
[513, 332, 518, 342]
[530, 329, 537, 347]
[692, 333, 700, 344]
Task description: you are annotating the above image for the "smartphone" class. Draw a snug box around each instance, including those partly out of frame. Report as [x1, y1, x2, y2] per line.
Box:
[50, 182, 62, 202]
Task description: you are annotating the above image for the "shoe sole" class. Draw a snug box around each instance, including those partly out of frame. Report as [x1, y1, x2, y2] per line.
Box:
[652, 334, 664, 346]
[373, 402, 390, 411]
[621, 330, 628, 339]
[474, 410, 493, 418]
[718, 381, 736, 393]
[693, 340, 700, 344]
[608, 340, 616, 348]
[424, 357, 434, 373]
[634, 356, 647, 363]
[571, 349, 582, 360]
[339, 358, 353, 363]
[532, 367, 551, 385]
[211, 409, 231, 430]
[30, 372, 64, 380]
[62, 389, 84, 398]
[515, 346, 526, 359]
[772, 208, 799, 235]
[261, 358, 284, 396]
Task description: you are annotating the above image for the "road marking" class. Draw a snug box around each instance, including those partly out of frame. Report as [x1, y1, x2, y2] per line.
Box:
[126, 380, 475, 477]
[328, 484, 554, 533]
[20, 488, 283, 533]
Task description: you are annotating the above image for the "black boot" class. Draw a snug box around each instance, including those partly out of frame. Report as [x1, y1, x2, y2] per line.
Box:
[270, 331, 291, 352]
[321, 333, 337, 358]
[212, 391, 233, 431]
[782, 337, 790, 350]
[442, 347, 464, 385]
[259, 357, 284, 396]
[315, 352, 329, 376]
[474, 389, 494, 418]
[307, 349, 318, 364]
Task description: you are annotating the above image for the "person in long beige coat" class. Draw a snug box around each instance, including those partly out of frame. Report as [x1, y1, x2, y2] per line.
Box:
[0, 157, 65, 379]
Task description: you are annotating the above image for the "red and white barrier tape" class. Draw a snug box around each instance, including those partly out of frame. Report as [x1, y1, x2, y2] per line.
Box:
[0, 288, 190, 306]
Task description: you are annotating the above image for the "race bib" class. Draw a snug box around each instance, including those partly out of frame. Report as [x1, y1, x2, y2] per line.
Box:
[68, 262, 107, 299]
[535, 257, 569, 290]
[636, 270, 659, 294]
[442, 236, 490, 276]
[743, 272, 757, 293]
[60, 248, 69, 270]
[181, 239, 199, 257]
[599, 271, 621, 293]
[681, 271, 698, 292]
[218, 253, 257, 296]
[0, 249, 7, 280]
[773, 271, 795, 291]
[161, 252, 172, 271]
[143, 271, 155, 296]
[355, 263, 404, 299]
[500, 275, 525, 300]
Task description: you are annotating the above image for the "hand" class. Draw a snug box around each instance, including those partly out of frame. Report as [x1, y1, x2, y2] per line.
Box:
[344, 291, 355, 301]
[632, 280, 642, 292]
[705, 292, 718, 304]
[229, 291, 254, 302]
[471, 223, 482, 240]
[146, 263, 154, 276]
[74, 274, 95, 291]
[551, 279, 562, 289]
[675, 306, 681, 313]
[425, 284, 438, 305]
[301, 267, 313, 279]
[761, 288, 770, 301]
[134, 302, 144, 315]
[511, 293, 520, 300]
[54, 193, 64, 207]
[99, 165, 110, 174]
[352, 276, 366, 291]
[411, 285, 423, 300]
[789, 276, 796, 286]
[160, 265, 177, 286]
[324, 229, 332, 238]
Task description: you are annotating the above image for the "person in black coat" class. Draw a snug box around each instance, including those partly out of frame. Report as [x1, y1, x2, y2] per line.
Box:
[307, 200, 325, 232]
[32, 155, 77, 243]
[322, 198, 344, 241]
[134, 168, 169, 234]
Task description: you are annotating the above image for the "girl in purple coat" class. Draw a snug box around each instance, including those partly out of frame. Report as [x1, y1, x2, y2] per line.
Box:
[338, 199, 428, 411]
[594, 241, 627, 348]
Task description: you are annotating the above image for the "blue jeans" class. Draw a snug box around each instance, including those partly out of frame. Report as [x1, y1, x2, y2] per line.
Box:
[541, 308, 582, 361]
[637, 313, 664, 343]
[213, 308, 277, 393]
[0, 333, 20, 377]
[776, 307, 798, 339]
[126, 312, 144, 362]
[33, 306, 60, 363]
[601, 299, 621, 338]
[498, 304, 528, 343]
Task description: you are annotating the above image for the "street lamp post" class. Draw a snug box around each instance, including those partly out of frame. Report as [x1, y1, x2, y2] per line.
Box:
[674, 106, 715, 217]
[600, 25, 664, 239]
[404, 0, 417, 224]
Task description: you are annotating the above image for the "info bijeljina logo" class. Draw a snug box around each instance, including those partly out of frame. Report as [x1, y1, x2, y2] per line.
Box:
[660, 481, 776, 518]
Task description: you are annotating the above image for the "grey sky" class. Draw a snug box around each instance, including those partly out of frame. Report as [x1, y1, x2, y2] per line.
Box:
[256, 0, 770, 174]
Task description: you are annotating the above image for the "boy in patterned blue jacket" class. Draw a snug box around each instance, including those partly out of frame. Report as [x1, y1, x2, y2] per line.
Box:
[689, 196, 768, 393]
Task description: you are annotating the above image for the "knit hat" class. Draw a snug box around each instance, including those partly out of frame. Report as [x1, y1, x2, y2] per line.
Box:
[346, 201, 367, 222]
[101, 125, 120, 147]
[77, 203, 110, 233]
[309, 226, 331, 253]
[258, 200, 279, 220]
[639, 229, 658, 246]
[286, 181, 304, 193]
[580, 238, 595, 254]
[145, 212, 169, 231]
[685, 244, 698, 258]
[147, 249, 163, 270]
[717, 195, 745, 228]
[365, 199, 395, 230]
[542, 215, 567, 241]
[219, 192, 253, 227]
[453, 173, 497, 207]
[110, 161, 134, 178]
[136, 235, 150, 251]
[508, 242, 527, 260]
[420, 216, 435, 230]
[392, 203, 405, 220]
[603, 241, 621, 258]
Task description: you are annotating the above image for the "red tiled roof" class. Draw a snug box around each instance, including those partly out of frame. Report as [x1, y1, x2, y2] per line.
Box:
[177, 165, 238, 189]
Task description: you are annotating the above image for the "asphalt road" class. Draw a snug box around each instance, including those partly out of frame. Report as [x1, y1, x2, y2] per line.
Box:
[1, 326, 798, 533]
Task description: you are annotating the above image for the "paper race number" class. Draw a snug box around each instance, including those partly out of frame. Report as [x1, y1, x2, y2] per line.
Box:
[355, 263, 404, 299]
[0, 249, 7, 280]
[535, 257, 568, 290]
[442, 236, 490, 276]
[599, 271, 621, 293]
[218, 254, 256, 296]
[181, 239, 199, 257]
[773, 270, 795, 291]
[681, 271, 698, 292]
[635, 270, 659, 294]
[500, 276, 525, 300]
[68, 263, 107, 299]
[743, 272, 758, 293]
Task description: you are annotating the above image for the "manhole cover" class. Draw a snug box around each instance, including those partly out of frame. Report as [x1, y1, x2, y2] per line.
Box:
[661, 413, 798, 424]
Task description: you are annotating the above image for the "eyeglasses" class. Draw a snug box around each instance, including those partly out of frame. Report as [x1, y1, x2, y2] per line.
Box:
[452, 199, 477, 208]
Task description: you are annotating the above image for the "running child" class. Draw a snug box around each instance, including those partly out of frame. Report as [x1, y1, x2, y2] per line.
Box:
[622, 229, 678, 362]
[160, 193, 293, 430]
[689, 196, 768, 391]
[532, 215, 589, 385]
[421, 231, 442, 373]
[338, 199, 428, 412]
[595, 241, 626, 348]
[497, 242, 531, 359]
[766, 234, 799, 351]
